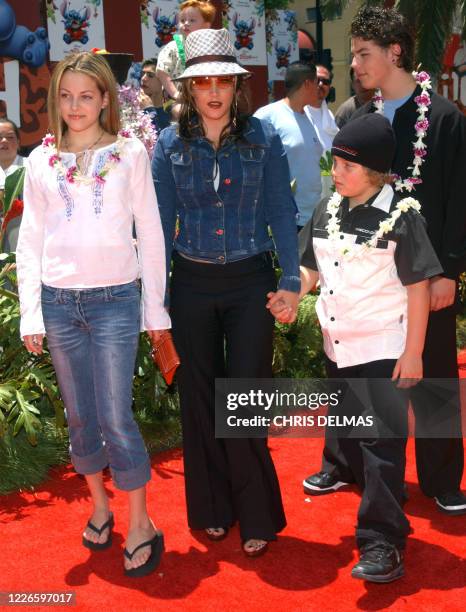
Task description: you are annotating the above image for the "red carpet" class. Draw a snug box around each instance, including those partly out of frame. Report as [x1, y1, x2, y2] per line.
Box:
[1, 365, 466, 610]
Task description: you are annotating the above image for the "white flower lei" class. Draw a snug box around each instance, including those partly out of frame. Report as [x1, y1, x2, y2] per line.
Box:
[373, 70, 432, 193]
[43, 133, 126, 186]
[326, 191, 421, 258]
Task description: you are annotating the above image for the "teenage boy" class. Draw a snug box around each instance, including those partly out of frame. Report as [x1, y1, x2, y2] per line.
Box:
[304, 6, 466, 515]
[268, 113, 443, 582]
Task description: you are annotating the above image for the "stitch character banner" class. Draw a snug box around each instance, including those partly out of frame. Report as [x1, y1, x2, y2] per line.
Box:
[223, 0, 266, 66]
[140, 0, 181, 60]
[266, 9, 298, 81]
[47, 0, 106, 61]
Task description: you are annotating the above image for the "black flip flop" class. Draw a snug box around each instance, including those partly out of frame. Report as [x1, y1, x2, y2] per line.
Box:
[82, 512, 114, 551]
[124, 531, 164, 578]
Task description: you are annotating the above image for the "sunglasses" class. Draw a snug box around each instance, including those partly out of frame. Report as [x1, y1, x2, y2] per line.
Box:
[191, 76, 236, 90]
[318, 77, 332, 86]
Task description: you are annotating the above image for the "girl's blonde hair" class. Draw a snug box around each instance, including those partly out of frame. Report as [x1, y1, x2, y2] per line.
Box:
[48, 52, 120, 151]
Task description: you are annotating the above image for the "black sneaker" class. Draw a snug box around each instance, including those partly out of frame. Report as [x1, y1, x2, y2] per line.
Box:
[351, 541, 404, 583]
[435, 491, 466, 515]
[303, 471, 351, 495]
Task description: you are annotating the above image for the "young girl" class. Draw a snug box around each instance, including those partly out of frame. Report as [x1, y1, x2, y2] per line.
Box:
[156, 0, 215, 102]
[153, 28, 300, 557]
[16, 52, 170, 578]
[269, 114, 442, 582]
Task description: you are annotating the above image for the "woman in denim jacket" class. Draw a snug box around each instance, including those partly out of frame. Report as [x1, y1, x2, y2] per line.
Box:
[152, 29, 300, 557]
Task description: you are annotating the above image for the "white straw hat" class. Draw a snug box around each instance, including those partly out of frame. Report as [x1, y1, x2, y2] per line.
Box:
[173, 28, 251, 80]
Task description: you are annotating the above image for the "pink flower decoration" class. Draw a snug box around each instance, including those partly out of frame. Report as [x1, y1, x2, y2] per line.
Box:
[414, 148, 427, 157]
[416, 71, 430, 83]
[43, 135, 55, 147]
[48, 154, 59, 167]
[414, 94, 431, 107]
[407, 177, 422, 185]
[66, 166, 77, 183]
[415, 119, 429, 131]
[94, 174, 106, 185]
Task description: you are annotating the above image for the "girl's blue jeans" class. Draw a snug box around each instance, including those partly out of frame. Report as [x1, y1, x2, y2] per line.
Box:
[41, 281, 151, 491]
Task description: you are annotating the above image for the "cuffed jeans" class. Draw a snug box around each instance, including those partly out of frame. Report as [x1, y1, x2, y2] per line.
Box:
[41, 281, 151, 491]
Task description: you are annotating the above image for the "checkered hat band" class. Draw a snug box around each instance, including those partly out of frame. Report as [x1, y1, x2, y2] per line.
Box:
[185, 54, 237, 68]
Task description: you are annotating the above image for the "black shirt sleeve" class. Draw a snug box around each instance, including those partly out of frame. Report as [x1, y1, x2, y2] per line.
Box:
[298, 212, 318, 270]
[394, 209, 443, 286]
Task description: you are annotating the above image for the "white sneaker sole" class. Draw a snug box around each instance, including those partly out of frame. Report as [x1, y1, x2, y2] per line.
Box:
[435, 497, 466, 515]
[303, 479, 350, 496]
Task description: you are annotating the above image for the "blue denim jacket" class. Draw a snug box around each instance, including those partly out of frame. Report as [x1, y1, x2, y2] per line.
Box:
[152, 116, 301, 293]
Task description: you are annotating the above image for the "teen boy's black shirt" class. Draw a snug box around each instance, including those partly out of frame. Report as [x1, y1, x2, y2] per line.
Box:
[352, 86, 466, 279]
[299, 186, 442, 367]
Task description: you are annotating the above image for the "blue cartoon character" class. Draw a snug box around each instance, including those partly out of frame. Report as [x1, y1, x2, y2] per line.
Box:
[0, 0, 50, 67]
[152, 7, 178, 48]
[275, 40, 292, 69]
[60, 0, 91, 45]
[232, 13, 255, 51]
[283, 11, 297, 33]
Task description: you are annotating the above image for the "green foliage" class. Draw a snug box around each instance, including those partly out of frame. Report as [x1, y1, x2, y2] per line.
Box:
[273, 294, 326, 378]
[320, 151, 333, 176]
[264, 0, 293, 9]
[3, 167, 25, 216]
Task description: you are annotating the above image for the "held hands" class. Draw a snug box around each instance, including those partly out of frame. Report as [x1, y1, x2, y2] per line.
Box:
[430, 276, 456, 311]
[23, 334, 45, 355]
[266, 290, 299, 324]
[391, 351, 423, 389]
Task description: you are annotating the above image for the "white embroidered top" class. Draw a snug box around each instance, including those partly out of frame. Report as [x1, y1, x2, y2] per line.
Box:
[16, 136, 170, 337]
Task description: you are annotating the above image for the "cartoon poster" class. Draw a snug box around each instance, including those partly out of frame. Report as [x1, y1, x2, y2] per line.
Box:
[223, 0, 267, 66]
[266, 10, 298, 81]
[46, 0, 105, 61]
[140, 0, 181, 60]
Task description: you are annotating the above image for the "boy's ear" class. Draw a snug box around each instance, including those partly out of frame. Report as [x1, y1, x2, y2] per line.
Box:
[389, 43, 402, 64]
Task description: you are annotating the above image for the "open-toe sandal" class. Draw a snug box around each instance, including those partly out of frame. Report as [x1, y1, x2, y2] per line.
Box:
[242, 539, 269, 558]
[82, 512, 114, 551]
[205, 527, 229, 542]
[124, 531, 164, 578]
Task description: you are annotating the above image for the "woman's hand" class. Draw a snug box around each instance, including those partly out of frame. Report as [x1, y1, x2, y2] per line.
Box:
[391, 351, 423, 388]
[23, 334, 45, 355]
[266, 290, 299, 324]
[146, 329, 169, 344]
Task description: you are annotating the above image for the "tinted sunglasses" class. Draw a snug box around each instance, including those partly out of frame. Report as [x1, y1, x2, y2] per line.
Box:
[191, 76, 236, 90]
[318, 77, 332, 86]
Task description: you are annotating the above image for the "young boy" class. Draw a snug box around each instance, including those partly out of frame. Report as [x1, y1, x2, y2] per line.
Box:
[268, 113, 442, 582]
[308, 4, 466, 516]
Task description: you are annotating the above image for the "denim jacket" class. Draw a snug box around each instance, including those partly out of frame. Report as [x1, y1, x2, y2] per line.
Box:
[152, 116, 301, 293]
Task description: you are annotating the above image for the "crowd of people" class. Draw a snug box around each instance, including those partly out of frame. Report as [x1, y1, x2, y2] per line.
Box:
[6, 1, 465, 585]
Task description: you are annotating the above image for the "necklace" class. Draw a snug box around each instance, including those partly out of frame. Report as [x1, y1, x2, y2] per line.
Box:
[325, 187, 421, 259]
[64, 129, 105, 156]
[43, 133, 124, 186]
[372, 70, 432, 193]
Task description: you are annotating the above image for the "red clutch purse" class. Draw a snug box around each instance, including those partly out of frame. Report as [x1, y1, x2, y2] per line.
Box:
[150, 330, 180, 385]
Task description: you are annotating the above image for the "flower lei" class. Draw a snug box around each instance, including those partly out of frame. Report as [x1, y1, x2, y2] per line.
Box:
[43, 133, 125, 185]
[326, 191, 421, 258]
[373, 70, 431, 193]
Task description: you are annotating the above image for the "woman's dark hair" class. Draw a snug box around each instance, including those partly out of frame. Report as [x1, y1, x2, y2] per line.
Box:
[0, 117, 20, 140]
[177, 76, 251, 143]
[351, 6, 415, 72]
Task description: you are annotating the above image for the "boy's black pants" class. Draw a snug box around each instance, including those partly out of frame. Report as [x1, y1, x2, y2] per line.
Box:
[325, 357, 410, 549]
[321, 305, 464, 497]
